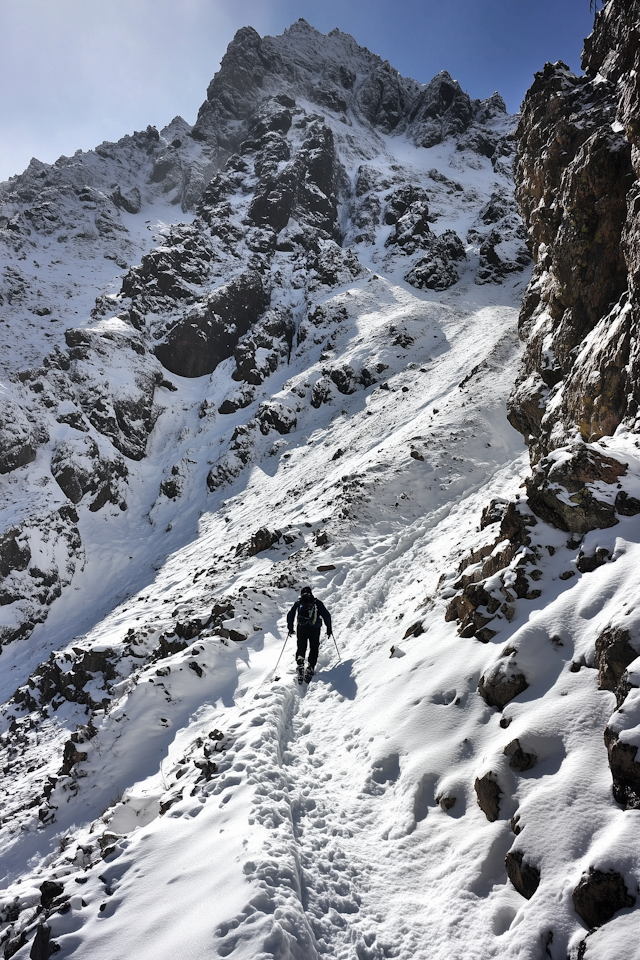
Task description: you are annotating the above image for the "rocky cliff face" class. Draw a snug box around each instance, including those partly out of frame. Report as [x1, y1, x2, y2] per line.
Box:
[506, 0, 640, 469]
[435, 7, 640, 953]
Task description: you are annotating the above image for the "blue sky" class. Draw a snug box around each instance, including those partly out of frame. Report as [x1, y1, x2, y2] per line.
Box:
[0, 0, 596, 182]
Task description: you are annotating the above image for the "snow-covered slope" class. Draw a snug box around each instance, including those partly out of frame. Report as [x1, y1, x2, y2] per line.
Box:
[0, 18, 637, 960]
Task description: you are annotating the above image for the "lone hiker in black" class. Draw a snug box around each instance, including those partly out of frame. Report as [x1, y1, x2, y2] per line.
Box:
[287, 586, 332, 684]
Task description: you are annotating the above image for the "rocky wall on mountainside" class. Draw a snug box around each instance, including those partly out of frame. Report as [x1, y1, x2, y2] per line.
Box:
[509, 1, 640, 461]
[442, 12, 640, 908]
[446, 1, 640, 612]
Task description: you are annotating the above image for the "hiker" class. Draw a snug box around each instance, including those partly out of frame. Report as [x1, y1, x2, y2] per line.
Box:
[287, 586, 332, 683]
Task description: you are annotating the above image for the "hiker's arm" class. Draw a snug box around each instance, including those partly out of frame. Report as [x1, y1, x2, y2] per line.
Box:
[317, 601, 332, 634]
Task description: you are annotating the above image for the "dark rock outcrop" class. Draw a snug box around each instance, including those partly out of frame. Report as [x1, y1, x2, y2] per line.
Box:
[257, 401, 297, 436]
[231, 307, 294, 387]
[249, 122, 341, 239]
[404, 230, 466, 291]
[0, 396, 44, 474]
[572, 868, 635, 929]
[603, 726, 640, 810]
[503, 739, 537, 772]
[509, 55, 634, 461]
[0, 508, 82, 647]
[384, 194, 432, 254]
[479, 660, 528, 710]
[12, 646, 116, 712]
[51, 437, 127, 511]
[111, 184, 141, 214]
[475, 228, 531, 285]
[406, 71, 476, 148]
[383, 185, 429, 226]
[474, 772, 501, 821]
[62, 326, 163, 461]
[505, 850, 541, 899]
[445, 502, 538, 639]
[595, 627, 639, 695]
[155, 271, 269, 378]
[525, 443, 625, 534]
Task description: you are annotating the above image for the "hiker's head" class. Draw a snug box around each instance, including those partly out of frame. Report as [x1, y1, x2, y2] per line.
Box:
[300, 586, 313, 598]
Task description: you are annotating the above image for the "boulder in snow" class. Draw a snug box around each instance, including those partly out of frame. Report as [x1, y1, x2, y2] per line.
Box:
[404, 230, 466, 291]
[236, 527, 282, 558]
[474, 772, 501, 821]
[594, 626, 639, 695]
[603, 726, 640, 810]
[503, 739, 537, 772]
[572, 868, 635, 929]
[525, 443, 625, 534]
[505, 850, 540, 900]
[478, 660, 528, 710]
[257, 401, 297, 436]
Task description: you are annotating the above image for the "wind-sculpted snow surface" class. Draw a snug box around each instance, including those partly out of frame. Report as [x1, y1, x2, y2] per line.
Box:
[0, 14, 637, 960]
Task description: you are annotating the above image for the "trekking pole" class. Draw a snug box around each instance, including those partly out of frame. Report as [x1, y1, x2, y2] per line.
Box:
[330, 631, 342, 663]
[270, 633, 290, 681]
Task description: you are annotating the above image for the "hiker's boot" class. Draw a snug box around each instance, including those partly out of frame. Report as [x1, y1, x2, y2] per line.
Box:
[304, 664, 314, 684]
[296, 657, 304, 685]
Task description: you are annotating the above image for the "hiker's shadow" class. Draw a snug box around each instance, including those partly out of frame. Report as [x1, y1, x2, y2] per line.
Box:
[316, 658, 357, 700]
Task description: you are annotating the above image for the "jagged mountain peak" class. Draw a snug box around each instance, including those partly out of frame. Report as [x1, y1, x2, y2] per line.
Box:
[194, 19, 504, 151]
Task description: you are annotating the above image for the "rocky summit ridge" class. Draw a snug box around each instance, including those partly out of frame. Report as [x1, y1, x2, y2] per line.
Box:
[0, 8, 639, 960]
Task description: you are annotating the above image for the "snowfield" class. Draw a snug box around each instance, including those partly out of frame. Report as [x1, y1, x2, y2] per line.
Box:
[0, 19, 639, 960]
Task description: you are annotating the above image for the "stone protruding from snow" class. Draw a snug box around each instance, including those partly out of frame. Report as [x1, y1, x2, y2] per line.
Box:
[505, 849, 540, 900]
[503, 739, 537, 772]
[603, 725, 640, 810]
[39, 882, 64, 911]
[572, 868, 636, 929]
[525, 442, 625, 534]
[478, 659, 528, 711]
[594, 626, 639, 699]
[474, 772, 501, 821]
[445, 500, 539, 640]
[236, 527, 283, 558]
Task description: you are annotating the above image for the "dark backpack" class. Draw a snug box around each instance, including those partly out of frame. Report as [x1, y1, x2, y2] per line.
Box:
[298, 597, 318, 626]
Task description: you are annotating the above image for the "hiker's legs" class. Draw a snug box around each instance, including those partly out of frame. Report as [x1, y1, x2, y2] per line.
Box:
[308, 628, 321, 670]
[296, 627, 309, 663]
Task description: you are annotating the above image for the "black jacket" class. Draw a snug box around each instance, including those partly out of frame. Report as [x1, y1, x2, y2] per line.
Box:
[287, 596, 332, 634]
